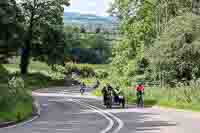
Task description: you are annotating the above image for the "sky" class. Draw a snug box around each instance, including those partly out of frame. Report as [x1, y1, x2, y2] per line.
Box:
[64, 0, 113, 16]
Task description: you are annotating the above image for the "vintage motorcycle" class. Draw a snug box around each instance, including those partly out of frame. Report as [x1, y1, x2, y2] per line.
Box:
[103, 87, 125, 109]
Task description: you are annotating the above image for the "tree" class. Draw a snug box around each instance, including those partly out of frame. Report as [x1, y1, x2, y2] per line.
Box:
[0, 0, 24, 62]
[193, 0, 200, 15]
[108, 0, 194, 85]
[19, 0, 70, 74]
[149, 13, 200, 83]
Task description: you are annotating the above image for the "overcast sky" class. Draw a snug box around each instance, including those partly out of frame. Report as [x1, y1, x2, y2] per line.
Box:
[64, 0, 113, 16]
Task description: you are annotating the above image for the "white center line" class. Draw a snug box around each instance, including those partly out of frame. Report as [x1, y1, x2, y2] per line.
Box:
[67, 99, 114, 133]
[71, 99, 124, 133]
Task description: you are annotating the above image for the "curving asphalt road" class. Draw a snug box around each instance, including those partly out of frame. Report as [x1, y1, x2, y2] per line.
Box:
[0, 86, 200, 133]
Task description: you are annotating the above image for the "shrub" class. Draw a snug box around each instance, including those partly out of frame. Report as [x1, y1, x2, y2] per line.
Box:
[149, 13, 200, 83]
[95, 70, 109, 79]
[0, 76, 33, 121]
[65, 63, 95, 77]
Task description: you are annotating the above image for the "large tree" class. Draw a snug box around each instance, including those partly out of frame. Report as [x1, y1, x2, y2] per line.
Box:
[0, 0, 24, 62]
[108, 0, 194, 84]
[19, 0, 70, 74]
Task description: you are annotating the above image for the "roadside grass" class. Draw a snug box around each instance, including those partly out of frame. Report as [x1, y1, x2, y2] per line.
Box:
[143, 86, 200, 111]
[91, 89, 102, 96]
[2, 60, 65, 91]
[0, 100, 33, 121]
[75, 77, 97, 86]
[0, 60, 65, 122]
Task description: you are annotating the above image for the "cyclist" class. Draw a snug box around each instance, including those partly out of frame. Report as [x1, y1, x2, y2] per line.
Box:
[135, 82, 144, 108]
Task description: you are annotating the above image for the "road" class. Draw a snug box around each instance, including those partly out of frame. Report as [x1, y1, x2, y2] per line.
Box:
[0, 86, 200, 133]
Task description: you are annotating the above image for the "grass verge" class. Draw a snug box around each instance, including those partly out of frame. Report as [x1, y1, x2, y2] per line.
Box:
[0, 100, 33, 122]
[0, 60, 65, 122]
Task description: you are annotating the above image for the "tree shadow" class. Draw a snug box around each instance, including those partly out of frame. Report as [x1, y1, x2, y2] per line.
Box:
[117, 111, 178, 132]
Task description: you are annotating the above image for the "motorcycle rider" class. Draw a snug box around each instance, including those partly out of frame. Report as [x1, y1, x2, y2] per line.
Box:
[80, 82, 86, 94]
[102, 86, 108, 105]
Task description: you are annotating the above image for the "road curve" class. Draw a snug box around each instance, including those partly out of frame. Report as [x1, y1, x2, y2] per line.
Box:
[1, 86, 200, 133]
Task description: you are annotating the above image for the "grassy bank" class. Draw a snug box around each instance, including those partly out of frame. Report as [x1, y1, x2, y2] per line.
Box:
[0, 60, 65, 122]
[144, 86, 200, 111]
[0, 99, 33, 122]
[2, 60, 65, 91]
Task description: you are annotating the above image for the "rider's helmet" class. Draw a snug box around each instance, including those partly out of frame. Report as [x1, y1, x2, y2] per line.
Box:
[138, 81, 143, 86]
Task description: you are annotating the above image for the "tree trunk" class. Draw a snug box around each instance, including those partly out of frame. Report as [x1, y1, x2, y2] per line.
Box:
[20, 9, 34, 75]
[20, 42, 31, 75]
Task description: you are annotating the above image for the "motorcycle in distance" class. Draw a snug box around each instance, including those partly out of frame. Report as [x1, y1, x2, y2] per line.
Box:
[80, 83, 86, 95]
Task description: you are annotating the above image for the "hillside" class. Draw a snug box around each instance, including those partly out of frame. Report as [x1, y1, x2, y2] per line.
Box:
[63, 12, 119, 32]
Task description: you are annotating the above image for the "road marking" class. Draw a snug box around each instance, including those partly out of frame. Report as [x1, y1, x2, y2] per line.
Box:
[33, 92, 101, 99]
[34, 127, 73, 131]
[67, 99, 114, 133]
[71, 99, 124, 133]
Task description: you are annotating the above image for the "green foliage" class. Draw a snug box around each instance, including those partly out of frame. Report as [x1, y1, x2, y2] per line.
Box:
[0, 76, 33, 121]
[108, 0, 198, 90]
[65, 63, 95, 77]
[76, 77, 97, 87]
[64, 25, 112, 64]
[19, 0, 70, 74]
[91, 89, 102, 96]
[2, 60, 66, 89]
[95, 70, 109, 79]
[0, 0, 24, 62]
[0, 100, 33, 121]
[149, 13, 200, 83]
[144, 80, 200, 111]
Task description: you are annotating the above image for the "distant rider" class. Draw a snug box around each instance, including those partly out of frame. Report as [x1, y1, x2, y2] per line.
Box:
[80, 83, 86, 94]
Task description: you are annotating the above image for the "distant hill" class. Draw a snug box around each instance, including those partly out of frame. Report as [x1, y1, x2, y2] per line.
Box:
[63, 12, 118, 25]
[63, 12, 119, 33]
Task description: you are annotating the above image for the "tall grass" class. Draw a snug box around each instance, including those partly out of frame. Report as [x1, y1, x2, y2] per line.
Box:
[143, 81, 200, 111]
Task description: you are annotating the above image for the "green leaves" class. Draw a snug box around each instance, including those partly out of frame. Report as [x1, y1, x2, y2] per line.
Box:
[0, 0, 24, 61]
[149, 13, 200, 82]
[17, 0, 71, 74]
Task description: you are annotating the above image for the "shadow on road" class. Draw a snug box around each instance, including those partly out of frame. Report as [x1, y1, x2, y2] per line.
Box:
[116, 111, 177, 133]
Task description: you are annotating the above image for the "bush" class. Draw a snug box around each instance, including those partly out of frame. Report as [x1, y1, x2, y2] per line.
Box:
[149, 13, 200, 83]
[65, 63, 95, 77]
[95, 70, 109, 79]
[0, 76, 33, 121]
[92, 89, 102, 96]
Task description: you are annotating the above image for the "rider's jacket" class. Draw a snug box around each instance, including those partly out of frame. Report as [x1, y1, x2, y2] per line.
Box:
[135, 85, 144, 92]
